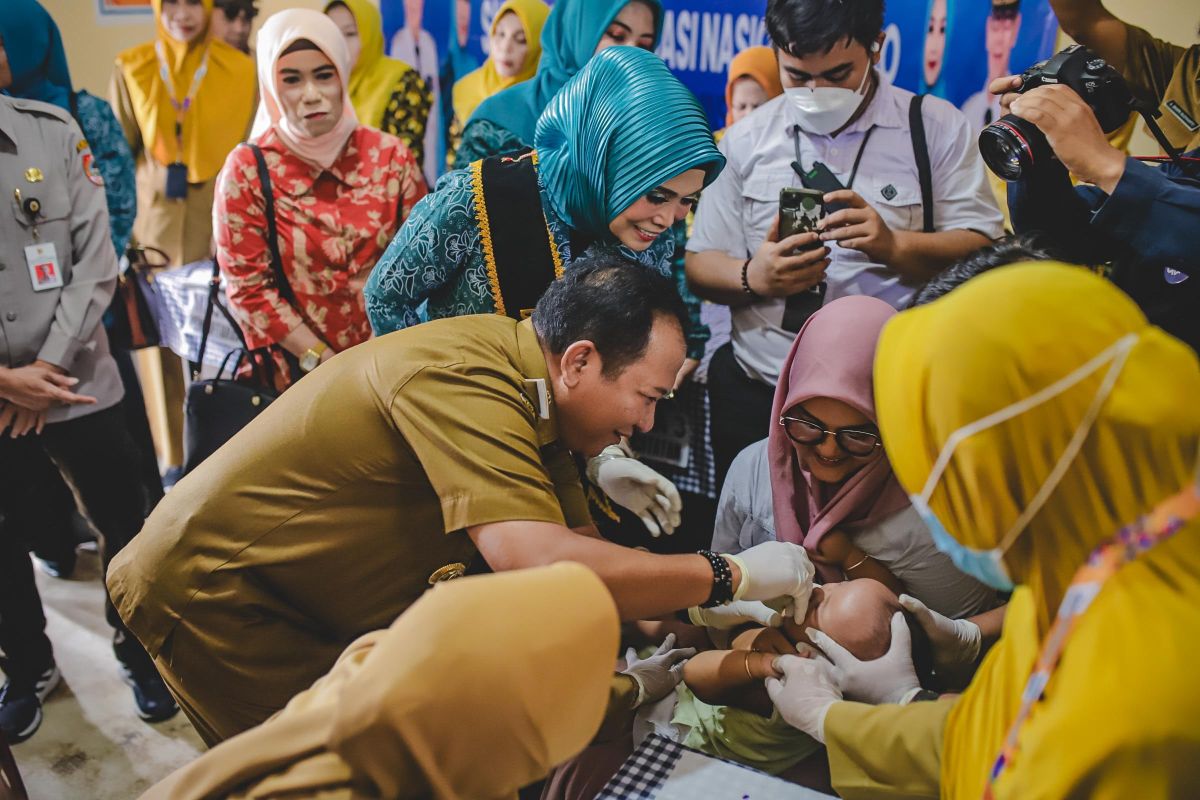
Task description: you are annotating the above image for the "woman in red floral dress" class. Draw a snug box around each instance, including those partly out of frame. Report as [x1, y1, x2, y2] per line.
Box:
[214, 9, 426, 390]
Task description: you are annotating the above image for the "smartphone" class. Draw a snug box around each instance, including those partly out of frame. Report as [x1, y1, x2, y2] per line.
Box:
[778, 187, 825, 252]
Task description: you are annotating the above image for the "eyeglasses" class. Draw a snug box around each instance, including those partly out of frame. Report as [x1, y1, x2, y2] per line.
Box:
[778, 416, 882, 457]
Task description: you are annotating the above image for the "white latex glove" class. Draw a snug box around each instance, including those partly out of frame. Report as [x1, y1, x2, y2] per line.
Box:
[899, 593, 981, 670]
[687, 599, 785, 629]
[588, 446, 682, 537]
[621, 633, 697, 707]
[765, 654, 841, 744]
[808, 612, 921, 705]
[724, 541, 816, 623]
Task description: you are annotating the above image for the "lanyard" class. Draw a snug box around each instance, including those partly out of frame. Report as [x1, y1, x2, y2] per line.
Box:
[983, 485, 1200, 799]
[155, 41, 210, 153]
[791, 124, 875, 190]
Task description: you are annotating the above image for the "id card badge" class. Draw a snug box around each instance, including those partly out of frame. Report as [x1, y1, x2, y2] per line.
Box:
[25, 242, 64, 292]
[165, 162, 189, 200]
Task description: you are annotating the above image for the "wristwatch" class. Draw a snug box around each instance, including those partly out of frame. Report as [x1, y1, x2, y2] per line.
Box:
[299, 342, 328, 373]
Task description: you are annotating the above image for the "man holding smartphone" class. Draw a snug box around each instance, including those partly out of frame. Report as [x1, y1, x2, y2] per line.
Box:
[687, 0, 1003, 486]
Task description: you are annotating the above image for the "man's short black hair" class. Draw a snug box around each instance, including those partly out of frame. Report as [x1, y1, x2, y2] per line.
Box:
[532, 252, 688, 378]
[766, 0, 885, 59]
[911, 232, 1069, 307]
[214, 0, 258, 21]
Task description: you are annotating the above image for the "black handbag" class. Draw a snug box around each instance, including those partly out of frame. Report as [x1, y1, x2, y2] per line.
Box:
[182, 143, 294, 475]
[106, 245, 170, 350]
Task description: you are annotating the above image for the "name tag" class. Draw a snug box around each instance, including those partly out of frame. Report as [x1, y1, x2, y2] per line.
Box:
[25, 242, 63, 292]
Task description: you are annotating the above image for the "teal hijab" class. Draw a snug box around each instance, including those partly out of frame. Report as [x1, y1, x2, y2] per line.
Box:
[0, 0, 73, 111]
[535, 46, 725, 238]
[468, 0, 662, 145]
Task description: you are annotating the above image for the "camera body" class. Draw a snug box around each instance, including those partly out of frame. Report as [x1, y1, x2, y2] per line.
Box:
[979, 45, 1136, 180]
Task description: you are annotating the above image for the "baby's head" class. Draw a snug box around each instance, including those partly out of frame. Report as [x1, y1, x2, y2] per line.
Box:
[783, 579, 934, 684]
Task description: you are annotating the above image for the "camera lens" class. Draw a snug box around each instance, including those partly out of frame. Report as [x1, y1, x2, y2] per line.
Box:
[978, 116, 1049, 181]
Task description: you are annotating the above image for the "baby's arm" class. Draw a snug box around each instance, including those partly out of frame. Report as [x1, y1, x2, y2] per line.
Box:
[819, 530, 905, 594]
[681, 649, 782, 717]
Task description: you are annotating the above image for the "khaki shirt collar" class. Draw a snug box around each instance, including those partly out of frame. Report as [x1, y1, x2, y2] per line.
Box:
[515, 318, 561, 448]
[0, 98, 19, 149]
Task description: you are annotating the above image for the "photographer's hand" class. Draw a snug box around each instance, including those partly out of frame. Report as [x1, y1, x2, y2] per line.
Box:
[989, 74, 1024, 116]
[1008, 84, 1127, 193]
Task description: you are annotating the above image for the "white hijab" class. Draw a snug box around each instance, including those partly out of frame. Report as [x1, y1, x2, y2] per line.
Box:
[252, 9, 358, 169]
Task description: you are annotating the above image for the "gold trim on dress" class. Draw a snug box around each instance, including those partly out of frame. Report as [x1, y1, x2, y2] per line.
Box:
[470, 158, 506, 318]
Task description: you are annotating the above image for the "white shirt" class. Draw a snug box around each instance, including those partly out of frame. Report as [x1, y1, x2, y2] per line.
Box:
[688, 78, 1004, 386]
[711, 439, 1000, 620]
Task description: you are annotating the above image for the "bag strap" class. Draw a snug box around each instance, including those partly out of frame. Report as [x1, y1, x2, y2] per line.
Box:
[246, 143, 299, 308]
[908, 94, 935, 233]
[194, 259, 224, 378]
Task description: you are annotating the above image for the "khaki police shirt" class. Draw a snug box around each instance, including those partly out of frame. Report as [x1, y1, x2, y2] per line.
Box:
[108, 315, 589, 665]
[1125, 25, 1200, 152]
[0, 95, 122, 422]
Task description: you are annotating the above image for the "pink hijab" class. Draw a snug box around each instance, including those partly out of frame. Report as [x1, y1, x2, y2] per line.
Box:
[768, 296, 910, 582]
[252, 9, 358, 169]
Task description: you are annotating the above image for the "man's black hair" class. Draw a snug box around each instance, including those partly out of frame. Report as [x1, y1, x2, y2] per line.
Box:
[531, 252, 688, 378]
[766, 0, 885, 59]
[214, 0, 259, 21]
[911, 231, 1071, 307]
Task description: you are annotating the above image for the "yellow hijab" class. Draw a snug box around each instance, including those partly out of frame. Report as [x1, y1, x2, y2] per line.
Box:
[452, 0, 549, 126]
[326, 0, 420, 131]
[115, 0, 255, 183]
[875, 263, 1200, 798]
[139, 564, 619, 799]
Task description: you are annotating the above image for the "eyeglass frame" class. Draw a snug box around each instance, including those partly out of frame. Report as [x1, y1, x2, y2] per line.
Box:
[777, 414, 883, 457]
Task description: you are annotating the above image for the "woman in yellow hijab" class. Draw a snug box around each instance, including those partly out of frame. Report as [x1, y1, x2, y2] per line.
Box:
[138, 563, 619, 799]
[718, 45, 782, 139]
[451, 0, 549, 144]
[767, 263, 1200, 798]
[325, 0, 433, 169]
[110, 0, 255, 267]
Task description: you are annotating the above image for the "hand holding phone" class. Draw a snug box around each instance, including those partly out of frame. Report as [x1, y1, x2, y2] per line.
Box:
[778, 188, 826, 255]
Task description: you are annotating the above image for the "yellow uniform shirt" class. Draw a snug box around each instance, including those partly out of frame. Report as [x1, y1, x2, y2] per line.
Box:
[1124, 25, 1200, 152]
[108, 315, 589, 744]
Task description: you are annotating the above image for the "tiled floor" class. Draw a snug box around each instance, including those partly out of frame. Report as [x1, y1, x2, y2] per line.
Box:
[5, 549, 204, 799]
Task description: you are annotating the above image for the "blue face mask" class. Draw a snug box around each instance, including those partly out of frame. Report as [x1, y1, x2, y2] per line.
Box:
[910, 334, 1138, 593]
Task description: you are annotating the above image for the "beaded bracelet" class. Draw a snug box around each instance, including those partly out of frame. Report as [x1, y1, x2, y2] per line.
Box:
[741, 258, 759, 298]
[698, 549, 735, 608]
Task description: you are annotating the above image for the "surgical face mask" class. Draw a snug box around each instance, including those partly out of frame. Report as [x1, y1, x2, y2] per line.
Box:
[911, 333, 1139, 591]
[784, 47, 875, 135]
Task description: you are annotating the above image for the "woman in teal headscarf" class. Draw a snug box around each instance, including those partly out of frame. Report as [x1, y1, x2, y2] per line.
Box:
[452, 0, 662, 169]
[365, 46, 722, 365]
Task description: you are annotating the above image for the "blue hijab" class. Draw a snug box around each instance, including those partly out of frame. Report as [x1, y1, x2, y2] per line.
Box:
[0, 0, 73, 111]
[468, 0, 662, 145]
[535, 46, 725, 238]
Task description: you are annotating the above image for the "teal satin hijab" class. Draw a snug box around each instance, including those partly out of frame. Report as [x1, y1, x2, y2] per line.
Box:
[468, 0, 662, 145]
[535, 45, 725, 238]
[0, 0, 73, 111]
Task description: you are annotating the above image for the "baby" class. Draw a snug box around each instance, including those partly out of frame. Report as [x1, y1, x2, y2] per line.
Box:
[663, 579, 932, 776]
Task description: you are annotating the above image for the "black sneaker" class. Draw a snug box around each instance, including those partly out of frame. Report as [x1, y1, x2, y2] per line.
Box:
[120, 665, 178, 723]
[32, 550, 77, 579]
[0, 661, 61, 744]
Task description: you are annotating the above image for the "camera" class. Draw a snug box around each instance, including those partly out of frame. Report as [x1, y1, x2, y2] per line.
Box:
[979, 45, 1136, 181]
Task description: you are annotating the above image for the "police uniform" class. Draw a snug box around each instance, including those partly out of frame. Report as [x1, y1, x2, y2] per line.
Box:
[107, 315, 593, 746]
[0, 95, 166, 720]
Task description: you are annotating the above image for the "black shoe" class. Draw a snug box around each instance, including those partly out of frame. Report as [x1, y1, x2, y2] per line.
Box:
[32, 549, 77, 579]
[0, 661, 61, 744]
[120, 665, 178, 723]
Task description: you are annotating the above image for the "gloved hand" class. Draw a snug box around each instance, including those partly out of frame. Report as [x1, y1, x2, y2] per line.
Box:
[621, 633, 697, 707]
[687, 599, 785, 629]
[899, 594, 982, 670]
[588, 446, 682, 537]
[724, 541, 816, 623]
[765, 654, 841, 744]
[808, 612, 921, 705]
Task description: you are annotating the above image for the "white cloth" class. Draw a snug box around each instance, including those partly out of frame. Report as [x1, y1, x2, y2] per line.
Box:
[389, 26, 441, 186]
[251, 10, 358, 170]
[688, 79, 1004, 387]
[710, 439, 1000, 620]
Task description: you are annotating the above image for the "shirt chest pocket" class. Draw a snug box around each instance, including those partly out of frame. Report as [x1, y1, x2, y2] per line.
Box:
[741, 169, 797, 246]
[10, 187, 71, 237]
[854, 175, 923, 232]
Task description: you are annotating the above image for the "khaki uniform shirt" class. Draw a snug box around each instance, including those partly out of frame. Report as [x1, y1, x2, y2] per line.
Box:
[0, 95, 122, 423]
[1125, 25, 1200, 152]
[108, 315, 589, 730]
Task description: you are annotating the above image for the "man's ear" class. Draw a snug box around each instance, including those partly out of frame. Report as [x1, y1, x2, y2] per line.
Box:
[871, 32, 885, 65]
[558, 340, 601, 388]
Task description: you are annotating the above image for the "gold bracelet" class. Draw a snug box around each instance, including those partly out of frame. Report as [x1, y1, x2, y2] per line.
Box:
[743, 650, 754, 681]
[845, 554, 871, 573]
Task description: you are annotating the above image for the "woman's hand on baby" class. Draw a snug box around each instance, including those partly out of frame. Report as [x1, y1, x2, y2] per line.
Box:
[622, 633, 697, 707]
[809, 611, 921, 705]
[899, 594, 982, 670]
[765, 654, 840, 744]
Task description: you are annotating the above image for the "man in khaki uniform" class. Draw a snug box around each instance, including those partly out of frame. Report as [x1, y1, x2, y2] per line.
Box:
[108, 257, 817, 745]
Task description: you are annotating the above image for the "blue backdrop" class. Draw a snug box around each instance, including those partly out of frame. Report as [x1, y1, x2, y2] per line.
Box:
[381, 0, 1059, 170]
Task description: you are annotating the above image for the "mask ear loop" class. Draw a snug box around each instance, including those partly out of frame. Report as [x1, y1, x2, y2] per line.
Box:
[993, 334, 1138, 554]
